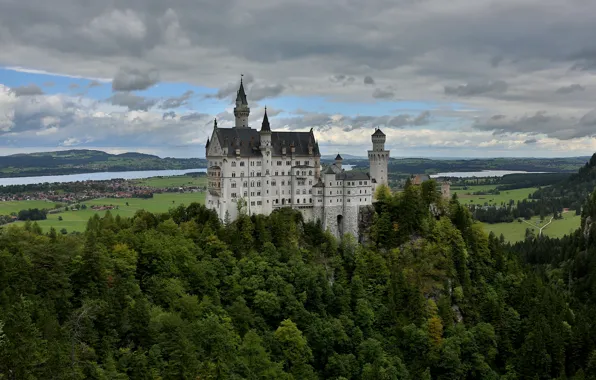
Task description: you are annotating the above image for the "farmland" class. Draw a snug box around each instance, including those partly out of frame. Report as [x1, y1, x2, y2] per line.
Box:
[482, 211, 581, 242]
[6, 192, 205, 233]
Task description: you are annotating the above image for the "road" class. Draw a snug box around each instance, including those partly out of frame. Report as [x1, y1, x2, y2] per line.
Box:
[522, 216, 554, 237]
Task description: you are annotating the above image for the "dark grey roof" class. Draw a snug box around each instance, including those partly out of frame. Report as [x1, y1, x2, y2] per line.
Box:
[335, 153, 343, 160]
[261, 109, 271, 132]
[313, 179, 325, 187]
[213, 128, 321, 157]
[336, 171, 371, 181]
[323, 166, 336, 175]
[271, 131, 320, 157]
[236, 79, 248, 105]
[372, 128, 385, 137]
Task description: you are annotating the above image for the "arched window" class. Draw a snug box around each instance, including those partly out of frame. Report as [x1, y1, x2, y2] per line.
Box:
[232, 161, 236, 167]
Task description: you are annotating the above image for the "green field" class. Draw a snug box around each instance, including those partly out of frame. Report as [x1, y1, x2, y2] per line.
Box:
[7, 192, 205, 233]
[482, 211, 581, 242]
[0, 199, 62, 215]
[453, 185, 540, 207]
[132, 174, 207, 188]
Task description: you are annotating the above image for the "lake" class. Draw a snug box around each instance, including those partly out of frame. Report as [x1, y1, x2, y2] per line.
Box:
[430, 170, 549, 178]
[0, 168, 207, 186]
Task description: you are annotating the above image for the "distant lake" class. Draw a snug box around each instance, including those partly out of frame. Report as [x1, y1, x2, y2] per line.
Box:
[430, 170, 549, 178]
[0, 168, 207, 186]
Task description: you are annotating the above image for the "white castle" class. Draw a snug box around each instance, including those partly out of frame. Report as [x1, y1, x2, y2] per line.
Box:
[205, 78, 390, 238]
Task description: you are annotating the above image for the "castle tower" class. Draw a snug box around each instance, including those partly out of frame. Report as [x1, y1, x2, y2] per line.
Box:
[234, 75, 250, 128]
[335, 153, 343, 170]
[368, 128, 389, 192]
[260, 107, 273, 214]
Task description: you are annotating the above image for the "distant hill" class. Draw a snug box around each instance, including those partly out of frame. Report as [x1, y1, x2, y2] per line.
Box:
[0, 149, 207, 178]
[532, 153, 596, 211]
[321, 154, 367, 161]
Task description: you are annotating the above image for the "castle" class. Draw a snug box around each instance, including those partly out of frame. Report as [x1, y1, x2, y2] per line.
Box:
[205, 78, 390, 238]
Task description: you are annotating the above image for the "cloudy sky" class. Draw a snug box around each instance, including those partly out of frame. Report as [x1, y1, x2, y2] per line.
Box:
[1, 0, 596, 158]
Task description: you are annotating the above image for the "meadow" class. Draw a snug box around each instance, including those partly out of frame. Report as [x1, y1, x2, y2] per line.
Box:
[453, 185, 540, 206]
[7, 192, 205, 232]
[482, 211, 581, 242]
[0, 199, 62, 215]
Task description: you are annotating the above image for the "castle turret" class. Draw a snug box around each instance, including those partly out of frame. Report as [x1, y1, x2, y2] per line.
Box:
[368, 128, 390, 192]
[260, 107, 273, 214]
[234, 75, 250, 128]
[335, 153, 343, 170]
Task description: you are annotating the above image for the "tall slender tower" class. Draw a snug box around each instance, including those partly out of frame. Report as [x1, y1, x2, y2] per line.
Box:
[260, 107, 273, 214]
[368, 128, 389, 191]
[234, 75, 250, 128]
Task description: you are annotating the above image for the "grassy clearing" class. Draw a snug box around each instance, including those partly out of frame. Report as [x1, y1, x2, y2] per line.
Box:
[132, 174, 207, 188]
[0, 200, 62, 215]
[482, 212, 581, 242]
[453, 185, 540, 207]
[9, 192, 206, 233]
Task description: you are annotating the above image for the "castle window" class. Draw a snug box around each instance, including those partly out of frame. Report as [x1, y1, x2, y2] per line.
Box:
[309, 180, 312, 185]
[257, 191, 261, 196]
[302, 189, 306, 194]
[277, 161, 282, 166]
[266, 170, 270, 175]
[282, 171, 285, 175]
[296, 190, 300, 195]
[282, 180, 285, 185]
[251, 161, 254, 166]
[244, 181, 248, 187]
[297, 199, 300, 204]
[348, 190, 351, 194]
[286, 161, 291, 165]
[272, 180, 276, 186]
[364, 181, 368, 185]
[251, 192, 255, 196]
[251, 201, 255, 206]
[309, 189, 312, 194]
[232, 172, 236, 177]
[257, 172, 261, 177]
[231, 193, 237, 197]
[348, 199, 350, 202]
[257, 161, 262, 166]
[240, 162, 245, 166]
[244, 191, 247, 196]
[275, 171, 279, 176]
[232, 161, 237, 167]
[257, 181, 261, 186]
[251, 181, 254, 186]
[231, 182, 237, 188]
[241, 172, 244, 177]
[309, 170, 312, 175]
[257, 201, 262, 205]
[309, 198, 312, 203]
[359, 181, 362, 185]
[251, 172, 254, 176]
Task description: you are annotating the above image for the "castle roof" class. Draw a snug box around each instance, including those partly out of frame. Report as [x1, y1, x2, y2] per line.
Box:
[372, 128, 385, 137]
[236, 77, 248, 105]
[335, 153, 343, 160]
[260, 108, 271, 132]
[213, 128, 321, 158]
[323, 165, 336, 175]
[336, 171, 371, 181]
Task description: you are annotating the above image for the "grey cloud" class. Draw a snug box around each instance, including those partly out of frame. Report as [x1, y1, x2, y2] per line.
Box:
[524, 138, 537, 144]
[444, 80, 508, 97]
[490, 56, 503, 68]
[207, 73, 255, 100]
[372, 88, 394, 99]
[162, 111, 176, 119]
[556, 84, 585, 94]
[329, 75, 355, 86]
[160, 90, 194, 109]
[112, 67, 159, 92]
[108, 92, 157, 111]
[180, 112, 209, 121]
[249, 84, 285, 101]
[88, 80, 102, 88]
[10, 84, 44, 97]
[364, 76, 375, 85]
[69, 83, 80, 89]
[473, 110, 596, 140]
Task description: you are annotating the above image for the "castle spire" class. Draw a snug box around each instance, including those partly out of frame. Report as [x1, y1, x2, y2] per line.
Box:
[236, 74, 248, 105]
[261, 106, 271, 132]
[213, 118, 218, 129]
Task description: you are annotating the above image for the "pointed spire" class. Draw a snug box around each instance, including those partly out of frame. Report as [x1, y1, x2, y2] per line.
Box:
[213, 118, 218, 129]
[261, 106, 271, 132]
[335, 153, 343, 161]
[205, 137, 210, 148]
[236, 74, 248, 105]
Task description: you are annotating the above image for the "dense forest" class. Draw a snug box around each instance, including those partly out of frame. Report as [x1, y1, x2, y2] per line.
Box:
[2, 178, 596, 379]
[0, 150, 207, 178]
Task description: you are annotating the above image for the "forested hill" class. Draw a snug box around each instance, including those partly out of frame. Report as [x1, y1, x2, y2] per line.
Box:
[532, 152, 596, 209]
[3, 182, 596, 378]
[0, 149, 207, 178]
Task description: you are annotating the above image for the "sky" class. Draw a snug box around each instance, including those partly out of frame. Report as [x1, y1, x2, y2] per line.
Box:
[1, 0, 596, 158]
